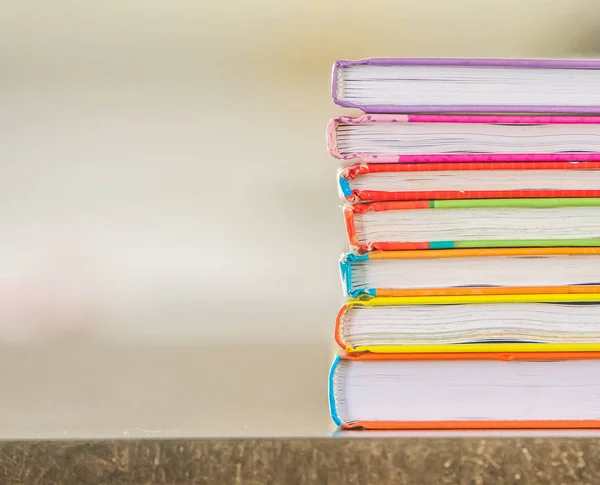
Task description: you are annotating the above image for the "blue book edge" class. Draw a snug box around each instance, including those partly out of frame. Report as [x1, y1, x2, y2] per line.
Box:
[339, 252, 375, 298]
[328, 355, 342, 426]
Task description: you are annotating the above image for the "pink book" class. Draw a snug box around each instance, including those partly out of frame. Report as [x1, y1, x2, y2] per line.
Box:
[327, 114, 600, 163]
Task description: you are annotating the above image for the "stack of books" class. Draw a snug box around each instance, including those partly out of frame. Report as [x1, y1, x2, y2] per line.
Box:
[327, 58, 600, 430]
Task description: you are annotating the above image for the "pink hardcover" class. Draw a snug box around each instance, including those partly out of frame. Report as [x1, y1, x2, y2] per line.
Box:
[327, 114, 600, 163]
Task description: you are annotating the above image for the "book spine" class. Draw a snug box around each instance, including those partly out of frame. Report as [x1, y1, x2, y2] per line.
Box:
[334, 305, 348, 350]
[339, 253, 372, 298]
[328, 356, 343, 426]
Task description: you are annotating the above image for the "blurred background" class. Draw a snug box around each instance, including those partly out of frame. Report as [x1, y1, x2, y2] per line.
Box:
[0, 0, 599, 438]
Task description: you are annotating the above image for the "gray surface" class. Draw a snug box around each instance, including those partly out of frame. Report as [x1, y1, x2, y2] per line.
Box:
[3, 438, 600, 484]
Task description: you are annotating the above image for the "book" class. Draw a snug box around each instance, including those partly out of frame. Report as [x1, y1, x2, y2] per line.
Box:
[329, 352, 600, 429]
[339, 161, 600, 203]
[328, 57, 600, 431]
[328, 114, 600, 163]
[332, 58, 600, 113]
[335, 294, 600, 354]
[344, 199, 600, 252]
[340, 248, 600, 298]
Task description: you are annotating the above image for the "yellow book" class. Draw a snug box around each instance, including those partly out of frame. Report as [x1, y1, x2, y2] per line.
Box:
[335, 294, 600, 354]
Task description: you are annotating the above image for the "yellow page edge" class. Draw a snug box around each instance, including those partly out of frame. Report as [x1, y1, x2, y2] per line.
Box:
[348, 343, 600, 354]
[346, 293, 600, 307]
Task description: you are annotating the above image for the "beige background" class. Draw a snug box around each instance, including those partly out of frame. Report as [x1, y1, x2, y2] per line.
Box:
[0, 0, 599, 437]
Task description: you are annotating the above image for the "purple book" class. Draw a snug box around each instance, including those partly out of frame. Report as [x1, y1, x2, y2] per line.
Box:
[332, 58, 600, 113]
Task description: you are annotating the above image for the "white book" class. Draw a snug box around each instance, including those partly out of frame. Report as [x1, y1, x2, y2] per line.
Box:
[330, 355, 600, 429]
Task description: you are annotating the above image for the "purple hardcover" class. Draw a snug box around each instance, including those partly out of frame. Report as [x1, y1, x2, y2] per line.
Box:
[332, 58, 600, 113]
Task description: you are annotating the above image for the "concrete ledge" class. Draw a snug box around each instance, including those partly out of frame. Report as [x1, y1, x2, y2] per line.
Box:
[1, 438, 600, 484]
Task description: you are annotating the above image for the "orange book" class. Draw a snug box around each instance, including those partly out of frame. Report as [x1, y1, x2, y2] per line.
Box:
[329, 352, 600, 430]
